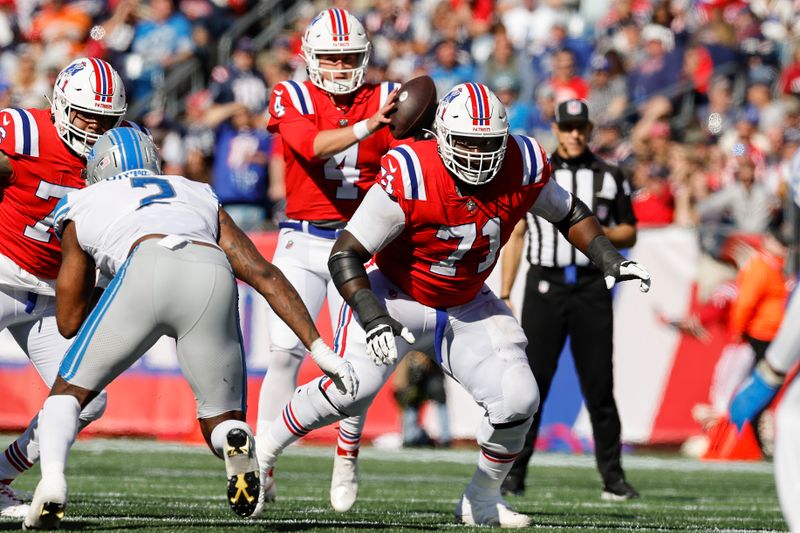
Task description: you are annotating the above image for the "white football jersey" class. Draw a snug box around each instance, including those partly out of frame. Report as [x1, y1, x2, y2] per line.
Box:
[54, 172, 220, 278]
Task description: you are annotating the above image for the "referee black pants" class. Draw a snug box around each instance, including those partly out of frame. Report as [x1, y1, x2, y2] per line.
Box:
[508, 265, 625, 486]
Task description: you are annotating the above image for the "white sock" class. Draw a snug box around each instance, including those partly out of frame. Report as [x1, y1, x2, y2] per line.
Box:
[470, 417, 530, 493]
[38, 396, 81, 481]
[261, 378, 344, 460]
[336, 416, 364, 458]
[209, 420, 252, 457]
[257, 349, 302, 436]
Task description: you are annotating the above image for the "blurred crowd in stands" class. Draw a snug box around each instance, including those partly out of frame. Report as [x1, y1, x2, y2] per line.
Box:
[1, 0, 799, 243]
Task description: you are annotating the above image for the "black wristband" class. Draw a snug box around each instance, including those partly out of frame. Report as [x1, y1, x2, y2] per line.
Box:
[500, 294, 511, 300]
[585, 235, 625, 274]
[350, 288, 388, 329]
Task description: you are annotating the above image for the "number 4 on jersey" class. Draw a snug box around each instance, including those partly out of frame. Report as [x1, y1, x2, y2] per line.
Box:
[324, 143, 361, 200]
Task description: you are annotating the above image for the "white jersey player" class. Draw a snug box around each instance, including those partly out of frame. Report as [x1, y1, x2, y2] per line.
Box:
[730, 148, 800, 531]
[23, 128, 357, 529]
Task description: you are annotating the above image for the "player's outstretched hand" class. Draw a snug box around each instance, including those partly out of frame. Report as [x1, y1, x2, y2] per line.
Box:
[730, 359, 785, 431]
[364, 315, 415, 366]
[309, 339, 359, 398]
[367, 88, 399, 132]
[604, 260, 651, 292]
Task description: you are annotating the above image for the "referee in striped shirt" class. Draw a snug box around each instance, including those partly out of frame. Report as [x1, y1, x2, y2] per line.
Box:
[499, 99, 639, 501]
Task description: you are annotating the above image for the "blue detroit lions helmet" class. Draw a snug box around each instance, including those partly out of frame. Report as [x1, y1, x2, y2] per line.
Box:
[85, 127, 161, 184]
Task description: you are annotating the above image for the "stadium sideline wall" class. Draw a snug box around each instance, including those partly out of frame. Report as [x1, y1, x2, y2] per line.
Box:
[0, 228, 718, 446]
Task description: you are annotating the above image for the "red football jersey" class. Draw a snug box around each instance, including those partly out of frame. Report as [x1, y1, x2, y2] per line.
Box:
[375, 135, 552, 308]
[0, 108, 86, 279]
[267, 80, 400, 221]
[0, 109, 145, 280]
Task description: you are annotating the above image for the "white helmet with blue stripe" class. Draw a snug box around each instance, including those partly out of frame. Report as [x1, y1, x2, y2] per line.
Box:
[52, 57, 127, 157]
[302, 8, 370, 95]
[434, 83, 509, 186]
[85, 127, 161, 185]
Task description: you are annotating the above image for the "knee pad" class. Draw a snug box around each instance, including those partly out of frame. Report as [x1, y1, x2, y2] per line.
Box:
[79, 389, 107, 424]
[489, 363, 539, 424]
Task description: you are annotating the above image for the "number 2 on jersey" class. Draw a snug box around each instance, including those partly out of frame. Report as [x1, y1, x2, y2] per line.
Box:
[430, 217, 501, 277]
[324, 143, 361, 199]
[131, 177, 176, 207]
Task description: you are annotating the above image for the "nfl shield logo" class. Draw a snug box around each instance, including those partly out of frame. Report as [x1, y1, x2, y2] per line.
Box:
[567, 100, 582, 115]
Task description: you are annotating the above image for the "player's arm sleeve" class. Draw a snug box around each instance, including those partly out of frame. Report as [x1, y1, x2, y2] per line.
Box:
[345, 184, 406, 255]
[267, 83, 321, 161]
[531, 177, 573, 223]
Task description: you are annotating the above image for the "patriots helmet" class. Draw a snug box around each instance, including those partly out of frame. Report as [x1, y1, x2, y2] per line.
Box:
[52, 57, 127, 157]
[302, 8, 370, 95]
[434, 83, 509, 186]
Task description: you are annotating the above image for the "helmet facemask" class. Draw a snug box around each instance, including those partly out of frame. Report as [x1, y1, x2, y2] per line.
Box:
[302, 48, 370, 95]
[436, 130, 508, 186]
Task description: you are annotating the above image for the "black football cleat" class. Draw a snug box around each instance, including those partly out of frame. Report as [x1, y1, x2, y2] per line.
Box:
[224, 428, 260, 517]
[601, 479, 640, 501]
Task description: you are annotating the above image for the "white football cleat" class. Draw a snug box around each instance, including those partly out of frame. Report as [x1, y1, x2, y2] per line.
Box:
[250, 466, 276, 518]
[455, 486, 532, 528]
[22, 476, 67, 530]
[330, 453, 358, 512]
[0, 482, 29, 518]
[223, 428, 260, 517]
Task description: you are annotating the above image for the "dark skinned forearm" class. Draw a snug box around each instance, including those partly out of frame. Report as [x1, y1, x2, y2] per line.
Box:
[565, 215, 608, 254]
[217, 208, 320, 348]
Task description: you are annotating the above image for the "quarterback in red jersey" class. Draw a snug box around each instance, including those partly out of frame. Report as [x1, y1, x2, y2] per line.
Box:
[0, 57, 129, 518]
[256, 83, 651, 527]
[254, 7, 400, 515]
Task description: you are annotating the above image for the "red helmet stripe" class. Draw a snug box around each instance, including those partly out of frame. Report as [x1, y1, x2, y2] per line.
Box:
[100, 59, 114, 102]
[476, 83, 491, 125]
[90, 58, 103, 102]
[338, 9, 350, 39]
[328, 9, 339, 41]
[464, 83, 480, 126]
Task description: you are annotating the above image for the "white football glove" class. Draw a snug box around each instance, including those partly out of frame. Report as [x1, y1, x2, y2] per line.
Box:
[309, 339, 359, 398]
[604, 260, 651, 292]
[364, 316, 415, 366]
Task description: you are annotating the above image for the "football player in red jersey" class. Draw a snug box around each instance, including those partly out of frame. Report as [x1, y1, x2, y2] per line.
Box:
[256, 83, 651, 527]
[0, 57, 132, 517]
[254, 7, 401, 514]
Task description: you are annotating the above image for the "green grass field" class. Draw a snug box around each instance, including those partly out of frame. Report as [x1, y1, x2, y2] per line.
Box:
[0, 437, 786, 532]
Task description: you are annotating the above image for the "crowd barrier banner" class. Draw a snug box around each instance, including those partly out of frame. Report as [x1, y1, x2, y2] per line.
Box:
[0, 228, 716, 446]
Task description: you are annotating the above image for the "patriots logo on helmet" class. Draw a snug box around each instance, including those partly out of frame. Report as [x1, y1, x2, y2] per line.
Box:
[63, 61, 86, 77]
[441, 87, 462, 105]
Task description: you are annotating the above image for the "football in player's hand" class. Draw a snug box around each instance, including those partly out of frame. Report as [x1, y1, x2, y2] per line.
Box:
[388, 75, 438, 140]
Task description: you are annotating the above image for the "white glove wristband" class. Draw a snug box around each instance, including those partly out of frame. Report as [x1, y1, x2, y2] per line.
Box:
[353, 119, 370, 141]
[309, 338, 334, 362]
